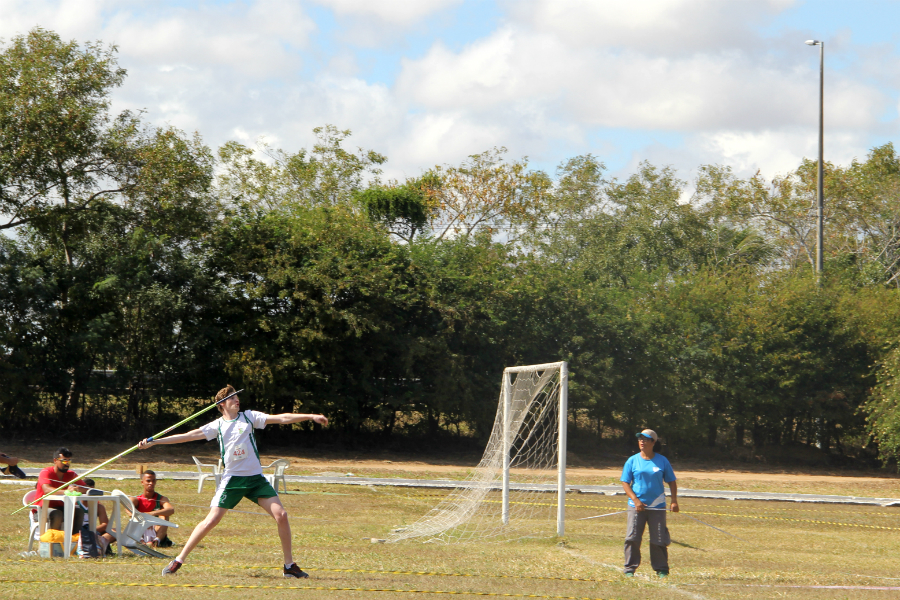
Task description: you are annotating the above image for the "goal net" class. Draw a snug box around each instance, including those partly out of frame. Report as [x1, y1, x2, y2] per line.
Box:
[388, 361, 568, 543]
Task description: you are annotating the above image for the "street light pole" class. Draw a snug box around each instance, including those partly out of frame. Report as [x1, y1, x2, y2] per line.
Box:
[806, 40, 824, 276]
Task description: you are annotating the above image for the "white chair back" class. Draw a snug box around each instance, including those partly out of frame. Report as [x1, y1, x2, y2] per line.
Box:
[192, 456, 222, 493]
[264, 459, 291, 493]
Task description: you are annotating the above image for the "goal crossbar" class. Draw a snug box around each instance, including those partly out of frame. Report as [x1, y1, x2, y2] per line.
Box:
[504, 361, 566, 373]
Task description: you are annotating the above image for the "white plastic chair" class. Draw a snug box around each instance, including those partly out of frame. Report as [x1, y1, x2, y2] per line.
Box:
[23, 490, 40, 552]
[263, 459, 291, 493]
[192, 456, 222, 493]
[110, 490, 178, 558]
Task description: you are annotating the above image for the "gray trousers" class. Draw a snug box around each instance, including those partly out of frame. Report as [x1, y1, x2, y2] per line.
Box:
[624, 508, 670, 573]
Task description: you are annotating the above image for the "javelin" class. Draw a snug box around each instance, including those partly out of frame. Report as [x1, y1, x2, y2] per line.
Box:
[578, 507, 670, 520]
[577, 507, 745, 541]
[679, 512, 746, 541]
[12, 388, 243, 515]
[576, 510, 627, 520]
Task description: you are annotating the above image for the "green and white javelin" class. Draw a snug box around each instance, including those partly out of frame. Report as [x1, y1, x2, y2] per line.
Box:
[12, 388, 243, 515]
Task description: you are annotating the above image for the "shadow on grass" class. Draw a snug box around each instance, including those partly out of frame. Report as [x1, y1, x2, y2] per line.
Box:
[670, 538, 705, 551]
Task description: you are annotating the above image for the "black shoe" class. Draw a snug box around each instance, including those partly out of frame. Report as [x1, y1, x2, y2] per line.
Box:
[162, 559, 182, 575]
[1, 465, 25, 478]
[283, 563, 309, 578]
[158, 536, 173, 548]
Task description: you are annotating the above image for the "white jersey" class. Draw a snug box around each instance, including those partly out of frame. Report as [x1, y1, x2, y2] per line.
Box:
[200, 410, 268, 477]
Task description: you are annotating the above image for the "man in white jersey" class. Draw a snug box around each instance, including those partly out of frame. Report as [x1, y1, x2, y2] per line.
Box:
[137, 385, 328, 578]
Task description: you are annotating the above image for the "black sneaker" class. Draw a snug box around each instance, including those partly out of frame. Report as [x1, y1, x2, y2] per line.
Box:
[283, 563, 309, 579]
[162, 559, 182, 575]
[158, 536, 173, 548]
[8, 465, 27, 479]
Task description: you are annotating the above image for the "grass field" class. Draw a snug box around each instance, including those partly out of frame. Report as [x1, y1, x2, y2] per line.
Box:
[1, 473, 899, 600]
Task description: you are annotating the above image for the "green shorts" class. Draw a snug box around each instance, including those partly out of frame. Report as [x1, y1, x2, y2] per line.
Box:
[211, 474, 277, 509]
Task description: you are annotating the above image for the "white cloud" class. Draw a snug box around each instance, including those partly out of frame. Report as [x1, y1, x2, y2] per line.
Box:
[1, 0, 897, 187]
[694, 129, 865, 176]
[313, 0, 461, 26]
[397, 25, 888, 136]
[506, 0, 795, 53]
[387, 112, 506, 175]
[0, 0, 314, 77]
[108, 5, 313, 78]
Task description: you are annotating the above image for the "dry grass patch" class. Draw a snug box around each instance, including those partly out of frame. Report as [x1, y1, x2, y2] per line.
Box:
[0, 475, 898, 599]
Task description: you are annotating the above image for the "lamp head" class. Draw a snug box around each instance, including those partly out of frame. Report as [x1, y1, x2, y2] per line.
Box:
[805, 40, 820, 46]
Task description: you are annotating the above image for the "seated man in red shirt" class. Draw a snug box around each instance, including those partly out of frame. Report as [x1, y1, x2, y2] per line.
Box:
[130, 470, 175, 547]
[36, 447, 86, 533]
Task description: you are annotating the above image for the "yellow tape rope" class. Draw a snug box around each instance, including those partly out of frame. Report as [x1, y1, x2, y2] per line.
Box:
[408, 495, 900, 531]
[0, 578, 609, 598]
[411, 491, 900, 515]
[3, 560, 609, 583]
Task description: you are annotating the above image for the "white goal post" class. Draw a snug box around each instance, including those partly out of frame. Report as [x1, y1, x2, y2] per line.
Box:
[502, 361, 568, 536]
[388, 360, 568, 543]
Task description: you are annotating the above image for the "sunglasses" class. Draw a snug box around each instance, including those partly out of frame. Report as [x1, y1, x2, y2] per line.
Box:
[55, 458, 72, 464]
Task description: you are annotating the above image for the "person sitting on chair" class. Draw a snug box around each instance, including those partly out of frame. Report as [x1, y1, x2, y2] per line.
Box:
[35, 447, 85, 534]
[129, 470, 175, 547]
[75, 478, 116, 555]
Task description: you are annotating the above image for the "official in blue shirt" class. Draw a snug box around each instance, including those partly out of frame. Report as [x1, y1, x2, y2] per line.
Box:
[620, 429, 678, 577]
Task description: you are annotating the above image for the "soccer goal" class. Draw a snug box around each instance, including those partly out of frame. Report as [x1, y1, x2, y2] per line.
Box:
[389, 361, 568, 543]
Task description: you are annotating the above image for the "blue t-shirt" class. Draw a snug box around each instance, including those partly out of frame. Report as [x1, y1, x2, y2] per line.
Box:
[620, 453, 676, 509]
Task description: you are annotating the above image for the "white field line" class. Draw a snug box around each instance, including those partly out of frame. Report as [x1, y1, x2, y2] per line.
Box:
[560, 547, 711, 600]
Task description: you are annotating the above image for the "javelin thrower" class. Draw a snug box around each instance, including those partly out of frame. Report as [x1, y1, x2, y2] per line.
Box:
[138, 385, 328, 578]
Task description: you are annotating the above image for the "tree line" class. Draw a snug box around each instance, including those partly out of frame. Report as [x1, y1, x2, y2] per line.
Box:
[4, 29, 900, 464]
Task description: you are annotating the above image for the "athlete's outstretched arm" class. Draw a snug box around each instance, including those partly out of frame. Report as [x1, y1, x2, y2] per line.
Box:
[266, 414, 328, 427]
[138, 429, 206, 449]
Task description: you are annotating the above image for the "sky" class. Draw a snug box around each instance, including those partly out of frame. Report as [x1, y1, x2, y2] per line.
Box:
[2, 0, 899, 184]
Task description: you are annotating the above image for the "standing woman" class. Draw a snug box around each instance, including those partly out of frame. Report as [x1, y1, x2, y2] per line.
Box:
[620, 429, 678, 577]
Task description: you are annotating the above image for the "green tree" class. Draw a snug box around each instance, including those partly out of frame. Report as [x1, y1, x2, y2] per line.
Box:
[210, 205, 424, 436]
[0, 28, 214, 265]
[0, 28, 217, 428]
[216, 125, 386, 210]
[427, 148, 552, 244]
[355, 177, 437, 243]
[828, 143, 900, 285]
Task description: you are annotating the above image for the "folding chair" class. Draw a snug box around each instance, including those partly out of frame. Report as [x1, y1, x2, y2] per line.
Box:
[263, 459, 291, 493]
[109, 490, 178, 559]
[192, 456, 222, 493]
[23, 490, 40, 552]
